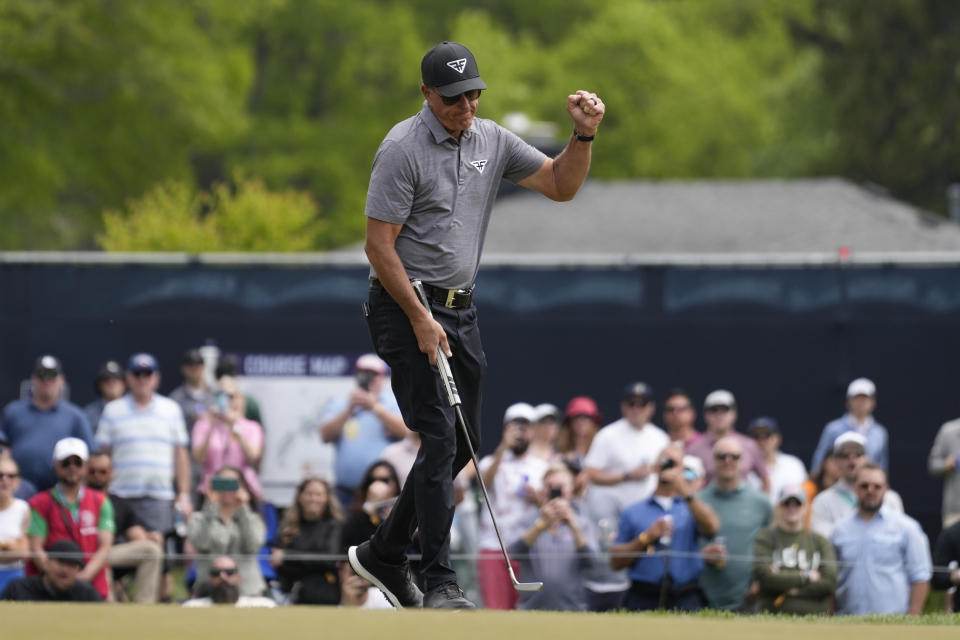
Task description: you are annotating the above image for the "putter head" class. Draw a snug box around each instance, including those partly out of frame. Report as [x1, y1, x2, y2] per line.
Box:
[514, 581, 544, 592]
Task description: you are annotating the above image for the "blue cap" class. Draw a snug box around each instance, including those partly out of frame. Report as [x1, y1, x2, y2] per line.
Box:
[126, 352, 159, 373]
[747, 416, 779, 435]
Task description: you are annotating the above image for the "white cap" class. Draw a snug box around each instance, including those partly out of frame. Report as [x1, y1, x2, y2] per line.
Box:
[355, 353, 388, 374]
[503, 402, 536, 425]
[682, 455, 705, 481]
[846, 377, 876, 398]
[833, 431, 867, 453]
[704, 389, 736, 409]
[52, 437, 89, 462]
[533, 403, 560, 422]
[777, 484, 807, 505]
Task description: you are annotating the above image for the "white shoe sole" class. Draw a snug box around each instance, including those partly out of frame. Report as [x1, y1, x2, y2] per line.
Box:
[348, 545, 402, 609]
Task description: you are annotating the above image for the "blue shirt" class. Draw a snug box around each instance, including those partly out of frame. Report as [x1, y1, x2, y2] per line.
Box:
[0, 399, 94, 491]
[811, 414, 889, 471]
[320, 390, 402, 489]
[615, 495, 703, 585]
[831, 507, 932, 615]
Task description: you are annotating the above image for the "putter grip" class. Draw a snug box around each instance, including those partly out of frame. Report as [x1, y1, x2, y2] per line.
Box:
[411, 280, 461, 406]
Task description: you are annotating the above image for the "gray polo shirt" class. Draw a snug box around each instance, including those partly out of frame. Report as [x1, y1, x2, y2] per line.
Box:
[364, 103, 547, 289]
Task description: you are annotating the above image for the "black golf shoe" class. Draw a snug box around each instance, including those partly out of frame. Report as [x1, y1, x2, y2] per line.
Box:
[423, 582, 476, 609]
[348, 542, 423, 608]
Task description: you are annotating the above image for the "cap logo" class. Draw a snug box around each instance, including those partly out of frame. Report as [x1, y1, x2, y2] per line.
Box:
[446, 58, 467, 73]
[470, 160, 487, 174]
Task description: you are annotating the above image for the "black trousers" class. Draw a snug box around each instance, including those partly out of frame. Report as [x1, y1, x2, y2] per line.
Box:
[364, 283, 484, 590]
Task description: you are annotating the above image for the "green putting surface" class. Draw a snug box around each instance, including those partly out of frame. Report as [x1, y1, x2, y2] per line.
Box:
[2, 604, 959, 640]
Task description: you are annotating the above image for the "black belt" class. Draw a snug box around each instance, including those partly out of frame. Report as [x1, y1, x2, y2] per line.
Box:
[370, 278, 474, 309]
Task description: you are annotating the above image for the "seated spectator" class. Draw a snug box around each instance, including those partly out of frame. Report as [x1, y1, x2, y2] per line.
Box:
[753, 485, 836, 614]
[192, 376, 264, 502]
[270, 477, 344, 605]
[182, 555, 276, 608]
[0, 434, 37, 501]
[832, 463, 931, 615]
[931, 518, 960, 612]
[611, 444, 719, 611]
[86, 451, 163, 603]
[1, 539, 102, 602]
[746, 416, 807, 505]
[508, 464, 600, 611]
[0, 457, 30, 592]
[811, 432, 903, 538]
[557, 396, 601, 475]
[26, 437, 114, 600]
[341, 461, 401, 552]
[83, 361, 125, 433]
[187, 466, 266, 597]
[339, 561, 392, 609]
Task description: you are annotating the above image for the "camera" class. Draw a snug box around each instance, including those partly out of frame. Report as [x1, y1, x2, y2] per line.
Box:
[659, 457, 676, 471]
[355, 370, 375, 391]
[548, 487, 563, 500]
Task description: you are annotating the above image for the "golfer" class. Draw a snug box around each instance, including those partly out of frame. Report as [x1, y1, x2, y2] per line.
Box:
[348, 40, 605, 609]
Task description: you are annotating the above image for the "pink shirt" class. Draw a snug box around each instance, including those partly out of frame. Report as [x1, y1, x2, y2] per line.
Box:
[191, 417, 264, 499]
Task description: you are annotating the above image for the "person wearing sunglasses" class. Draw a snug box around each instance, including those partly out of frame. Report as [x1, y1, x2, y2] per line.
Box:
[0, 457, 29, 593]
[697, 436, 772, 612]
[355, 39, 604, 610]
[1, 354, 95, 492]
[810, 431, 903, 538]
[831, 462, 931, 615]
[182, 555, 275, 608]
[24, 437, 114, 600]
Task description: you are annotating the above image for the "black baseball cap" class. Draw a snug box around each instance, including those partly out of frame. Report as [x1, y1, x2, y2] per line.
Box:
[33, 355, 63, 377]
[181, 348, 204, 365]
[96, 360, 124, 382]
[623, 381, 654, 402]
[421, 41, 487, 97]
[45, 539, 85, 567]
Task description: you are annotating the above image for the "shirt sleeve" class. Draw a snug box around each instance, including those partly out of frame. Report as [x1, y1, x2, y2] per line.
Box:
[498, 125, 549, 183]
[582, 432, 610, 470]
[903, 519, 933, 583]
[27, 508, 48, 538]
[614, 508, 638, 545]
[171, 406, 188, 446]
[364, 140, 416, 224]
[99, 497, 115, 533]
[95, 410, 113, 449]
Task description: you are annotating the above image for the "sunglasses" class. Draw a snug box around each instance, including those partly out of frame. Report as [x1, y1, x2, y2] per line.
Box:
[209, 567, 238, 577]
[625, 398, 649, 408]
[835, 450, 865, 459]
[59, 457, 84, 468]
[714, 453, 741, 461]
[34, 371, 60, 380]
[856, 482, 884, 491]
[130, 369, 155, 378]
[663, 405, 691, 413]
[0, 472, 19, 480]
[437, 89, 482, 105]
[705, 405, 732, 413]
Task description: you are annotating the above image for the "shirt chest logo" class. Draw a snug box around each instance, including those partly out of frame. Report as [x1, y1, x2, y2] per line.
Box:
[470, 159, 488, 174]
[447, 58, 467, 73]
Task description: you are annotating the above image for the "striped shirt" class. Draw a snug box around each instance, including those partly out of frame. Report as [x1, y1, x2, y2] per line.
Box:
[96, 394, 187, 500]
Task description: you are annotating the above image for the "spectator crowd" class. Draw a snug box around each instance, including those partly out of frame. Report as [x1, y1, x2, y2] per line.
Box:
[1, 350, 959, 615]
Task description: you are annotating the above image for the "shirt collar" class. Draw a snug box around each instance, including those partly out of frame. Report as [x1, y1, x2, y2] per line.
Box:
[419, 102, 473, 144]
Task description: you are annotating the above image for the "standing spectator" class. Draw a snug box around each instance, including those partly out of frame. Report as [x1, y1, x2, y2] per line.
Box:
[661, 389, 703, 448]
[747, 416, 807, 505]
[270, 477, 344, 605]
[529, 404, 561, 463]
[810, 432, 903, 538]
[1, 539, 103, 602]
[25, 438, 114, 600]
[931, 519, 960, 611]
[169, 348, 212, 435]
[1, 355, 94, 491]
[557, 396, 601, 475]
[686, 390, 769, 492]
[85, 451, 163, 603]
[580, 382, 668, 611]
[832, 462, 931, 615]
[318, 354, 407, 508]
[802, 452, 841, 521]
[380, 432, 419, 489]
[928, 414, 960, 528]
[811, 377, 888, 472]
[611, 444, 719, 611]
[508, 464, 600, 611]
[82, 361, 125, 432]
[182, 555, 276, 608]
[215, 355, 264, 427]
[191, 376, 264, 502]
[0, 457, 29, 592]
[476, 403, 548, 610]
[753, 485, 836, 614]
[697, 436, 773, 611]
[95, 352, 192, 536]
[187, 466, 266, 597]
[341, 461, 401, 551]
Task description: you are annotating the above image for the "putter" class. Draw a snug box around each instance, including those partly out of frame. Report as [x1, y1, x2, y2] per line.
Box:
[412, 279, 543, 593]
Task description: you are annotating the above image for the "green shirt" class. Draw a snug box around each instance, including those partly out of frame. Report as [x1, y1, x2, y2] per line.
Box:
[28, 486, 115, 539]
[753, 525, 837, 615]
[697, 482, 772, 610]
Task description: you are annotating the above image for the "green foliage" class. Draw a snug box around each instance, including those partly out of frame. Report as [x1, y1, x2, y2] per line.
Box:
[98, 174, 321, 252]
